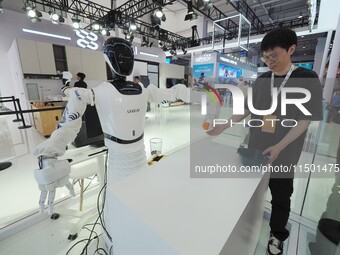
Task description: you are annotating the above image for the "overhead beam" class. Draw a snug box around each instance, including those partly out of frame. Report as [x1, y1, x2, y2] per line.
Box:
[228, 0, 264, 30]
[28, 0, 190, 46]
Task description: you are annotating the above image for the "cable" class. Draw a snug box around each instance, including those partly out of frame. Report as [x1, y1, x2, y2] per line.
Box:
[97, 151, 112, 242]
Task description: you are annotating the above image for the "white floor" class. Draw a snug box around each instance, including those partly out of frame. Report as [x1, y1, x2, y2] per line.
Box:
[0, 103, 339, 254]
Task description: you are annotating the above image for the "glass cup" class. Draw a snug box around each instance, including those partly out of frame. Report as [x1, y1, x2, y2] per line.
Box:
[150, 138, 162, 155]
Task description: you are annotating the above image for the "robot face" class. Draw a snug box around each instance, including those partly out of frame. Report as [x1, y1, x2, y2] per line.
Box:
[103, 38, 134, 77]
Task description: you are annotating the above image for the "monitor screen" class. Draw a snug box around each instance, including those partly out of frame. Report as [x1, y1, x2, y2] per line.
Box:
[295, 62, 314, 70]
[166, 58, 171, 64]
[166, 78, 183, 88]
[218, 63, 242, 78]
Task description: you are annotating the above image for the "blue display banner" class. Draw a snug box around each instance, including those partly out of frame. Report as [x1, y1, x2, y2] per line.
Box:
[218, 63, 243, 78]
[193, 63, 215, 78]
[295, 62, 314, 70]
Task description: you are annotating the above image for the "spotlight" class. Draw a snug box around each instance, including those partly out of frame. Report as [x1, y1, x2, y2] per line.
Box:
[298, 11, 303, 19]
[159, 41, 163, 47]
[26, 6, 42, 22]
[155, 8, 163, 18]
[149, 42, 153, 47]
[101, 29, 110, 36]
[130, 19, 137, 31]
[49, 11, 64, 24]
[92, 22, 101, 31]
[28, 9, 36, 18]
[50, 12, 59, 22]
[72, 17, 81, 29]
[181, 47, 187, 55]
[161, 13, 166, 22]
[184, 1, 195, 21]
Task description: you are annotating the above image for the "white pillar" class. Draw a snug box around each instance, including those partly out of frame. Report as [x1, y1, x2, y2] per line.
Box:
[317, 31, 332, 79]
[323, 14, 340, 102]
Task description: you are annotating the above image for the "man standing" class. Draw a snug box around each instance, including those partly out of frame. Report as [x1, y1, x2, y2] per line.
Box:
[207, 28, 323, 255]
[74, 72, 88, 88]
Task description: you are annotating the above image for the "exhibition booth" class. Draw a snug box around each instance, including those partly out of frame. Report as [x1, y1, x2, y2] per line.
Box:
[0, 2, 340, 255]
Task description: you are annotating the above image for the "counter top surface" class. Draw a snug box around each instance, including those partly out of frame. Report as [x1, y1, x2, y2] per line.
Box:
[109, 137, 265, 255]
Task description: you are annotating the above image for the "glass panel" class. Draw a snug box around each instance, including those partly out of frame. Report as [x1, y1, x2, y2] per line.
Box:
[147, 64, 158, 73]
[148, 73, 159, 87]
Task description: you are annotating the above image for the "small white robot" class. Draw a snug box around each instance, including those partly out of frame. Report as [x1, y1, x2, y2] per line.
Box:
[33, 37, 190, 246]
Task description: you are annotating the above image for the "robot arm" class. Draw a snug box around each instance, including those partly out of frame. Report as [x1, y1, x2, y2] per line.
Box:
[33, 87, 94, 214]
[146, 84, 190, 104]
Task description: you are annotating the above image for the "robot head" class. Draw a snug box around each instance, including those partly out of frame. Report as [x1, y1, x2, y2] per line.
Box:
[103, 37, 134, 80]
[62, 71, 72, 85]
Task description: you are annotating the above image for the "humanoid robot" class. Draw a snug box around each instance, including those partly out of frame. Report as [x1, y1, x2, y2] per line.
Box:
[33, 37, 190, 247]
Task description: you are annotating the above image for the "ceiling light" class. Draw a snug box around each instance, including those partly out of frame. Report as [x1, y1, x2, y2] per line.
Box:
[130, 19, 137, 31]
[155, 8, 163, 18]
[72, 17, 81, 29]
[28, 9, 36, 18]
[92, 22, 101, 30]
[51, 13, 59, 21]
[101, 28, 110, 36]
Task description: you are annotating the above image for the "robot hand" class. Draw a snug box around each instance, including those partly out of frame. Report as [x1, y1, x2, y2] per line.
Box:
[34, 156, 75, 214]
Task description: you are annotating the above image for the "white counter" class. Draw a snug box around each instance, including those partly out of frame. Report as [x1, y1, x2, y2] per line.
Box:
[108, 138, 269, 255]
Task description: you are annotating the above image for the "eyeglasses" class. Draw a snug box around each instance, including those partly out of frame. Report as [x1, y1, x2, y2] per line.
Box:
[260, 54, 278, 63]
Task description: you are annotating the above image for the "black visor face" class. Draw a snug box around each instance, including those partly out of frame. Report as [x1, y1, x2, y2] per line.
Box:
[103, 38, 134, 77]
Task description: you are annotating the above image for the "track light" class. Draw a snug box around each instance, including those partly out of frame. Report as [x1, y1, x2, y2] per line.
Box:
[72, 17, 81, 29]
[155, 8, 163, 18]
[185, 1, 197, 21]
[25, 5, 42, 23]
[129, 19, 137, 31]
[181, 47, 187, 55]
[49, 11, 64, 24]
[91, 22, 102, 31]
[298, 11, 303, 19]
[101, 28, 110, 36]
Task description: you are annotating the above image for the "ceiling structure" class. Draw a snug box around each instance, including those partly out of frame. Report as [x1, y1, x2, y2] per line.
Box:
[2, 0, 323, 62]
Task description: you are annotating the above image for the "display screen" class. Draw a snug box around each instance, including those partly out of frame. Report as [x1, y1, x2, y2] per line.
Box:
[218, 63, 242, 78]
[193, 63, 215, 78]
[165, 58, 171, 64]
[166, 78, 183, 88]
[295, 62, 314, 70]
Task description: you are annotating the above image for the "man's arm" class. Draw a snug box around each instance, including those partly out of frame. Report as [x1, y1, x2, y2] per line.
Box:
[206, 109, 251, 136]
[263, 120, 311, 163]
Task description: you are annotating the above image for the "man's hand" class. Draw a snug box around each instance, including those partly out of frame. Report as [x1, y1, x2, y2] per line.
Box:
[206, 123, 228, 136]
[34, 157, 75, 214]
[263, 144, 284, 163]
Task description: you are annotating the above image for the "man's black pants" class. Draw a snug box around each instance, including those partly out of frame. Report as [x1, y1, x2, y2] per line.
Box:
[269, 177, 294, 241]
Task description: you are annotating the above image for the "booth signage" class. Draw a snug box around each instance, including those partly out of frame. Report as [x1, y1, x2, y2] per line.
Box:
[220, 56, 237, 65]
[195, 54, 212, 63]
[76, 30, 99, 50]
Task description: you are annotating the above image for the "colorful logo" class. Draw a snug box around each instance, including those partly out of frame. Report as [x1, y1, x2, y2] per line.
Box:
[199, 84, 223, 130]
[200, 84, 223, 114]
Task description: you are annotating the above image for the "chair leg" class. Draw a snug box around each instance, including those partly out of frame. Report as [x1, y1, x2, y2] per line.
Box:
[80, 179, 84, 211]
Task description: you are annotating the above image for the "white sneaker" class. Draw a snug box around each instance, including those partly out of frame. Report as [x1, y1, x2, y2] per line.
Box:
[267, 234, 284, 255]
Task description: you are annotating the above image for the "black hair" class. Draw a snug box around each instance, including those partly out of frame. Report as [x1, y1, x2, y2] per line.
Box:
[77, 72, 86, 80]
[261, 28, 297, 52]
[134, 76, 141, 81]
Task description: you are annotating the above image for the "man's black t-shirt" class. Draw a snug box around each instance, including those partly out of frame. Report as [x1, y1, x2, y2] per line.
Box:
[245, 67, 323, 167]
[74, 80, 88, 88]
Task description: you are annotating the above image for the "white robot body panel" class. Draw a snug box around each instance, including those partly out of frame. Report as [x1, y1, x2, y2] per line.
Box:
[93, 82, 147, 143]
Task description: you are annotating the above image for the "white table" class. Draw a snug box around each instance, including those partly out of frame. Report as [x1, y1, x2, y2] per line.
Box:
[107, 138, 269, 255]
